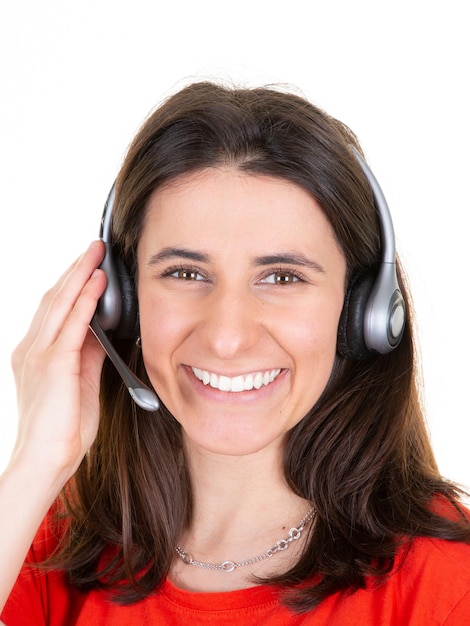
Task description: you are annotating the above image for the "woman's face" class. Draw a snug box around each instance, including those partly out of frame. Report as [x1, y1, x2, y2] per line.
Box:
[137, 168, 347, 456]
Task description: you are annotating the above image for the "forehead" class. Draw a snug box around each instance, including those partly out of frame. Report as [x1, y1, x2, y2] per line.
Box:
[139, 168, 344, 265]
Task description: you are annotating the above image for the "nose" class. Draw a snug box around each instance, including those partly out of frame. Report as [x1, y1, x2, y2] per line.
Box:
[199, 284, 262, 360]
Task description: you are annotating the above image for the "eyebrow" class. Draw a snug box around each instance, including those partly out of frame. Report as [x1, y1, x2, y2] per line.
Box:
[147, 247, 211, 266]
[147, 247, 325, 274]
[254, 253, 326, 274]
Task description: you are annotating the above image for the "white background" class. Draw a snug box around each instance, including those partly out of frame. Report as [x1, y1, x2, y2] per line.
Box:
[0, 1, 468, 486]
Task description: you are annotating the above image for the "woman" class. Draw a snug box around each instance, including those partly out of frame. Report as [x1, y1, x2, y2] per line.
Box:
[1, 81, 470, 624]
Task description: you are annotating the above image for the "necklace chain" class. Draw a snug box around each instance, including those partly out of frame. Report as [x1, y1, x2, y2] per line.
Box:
[175, 507, 316, 573]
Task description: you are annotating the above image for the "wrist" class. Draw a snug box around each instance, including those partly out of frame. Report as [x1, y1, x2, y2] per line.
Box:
[2, 452, 69, 513]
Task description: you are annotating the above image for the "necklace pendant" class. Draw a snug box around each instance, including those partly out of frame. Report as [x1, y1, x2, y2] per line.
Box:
[221, 560, 236, 572]
[178, 550, 193, 565]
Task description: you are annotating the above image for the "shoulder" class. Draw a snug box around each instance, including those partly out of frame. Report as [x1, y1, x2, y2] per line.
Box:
[306, 535, 470, 625]
[404, 497, 470, 580]
[379, 531, 470, 624]
[400, 532, 470, 580]
[395, 499, 470, 607]
[309, 501, 470, 625]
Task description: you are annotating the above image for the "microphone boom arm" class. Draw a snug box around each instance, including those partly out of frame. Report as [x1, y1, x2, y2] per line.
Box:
[89, 316, 160, 411]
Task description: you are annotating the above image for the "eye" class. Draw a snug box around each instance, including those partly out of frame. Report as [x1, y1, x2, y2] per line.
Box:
[261, 270, 302, 285]
[173, 268, 204, 281]
[163, 266, 206, 281]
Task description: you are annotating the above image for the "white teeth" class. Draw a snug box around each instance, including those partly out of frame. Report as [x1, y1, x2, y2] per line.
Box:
[253, 372, 263, 389]
[244, 373, 253, 390]
[218, 375, 231, 392]
[191, 367, 281, 393]
[231, 375, 245, 392]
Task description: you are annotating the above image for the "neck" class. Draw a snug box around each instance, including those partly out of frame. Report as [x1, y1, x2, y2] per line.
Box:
[171, 437, 311, 592]
[184, 436, 302, 524]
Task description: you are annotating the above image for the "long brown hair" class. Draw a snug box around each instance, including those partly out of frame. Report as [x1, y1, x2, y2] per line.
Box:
[55, 81, 470, 612]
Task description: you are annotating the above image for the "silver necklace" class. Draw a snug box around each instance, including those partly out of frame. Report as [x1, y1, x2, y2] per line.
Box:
[175, 507, 315, 573]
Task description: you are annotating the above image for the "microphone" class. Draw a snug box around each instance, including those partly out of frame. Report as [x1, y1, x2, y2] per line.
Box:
[89, 317, 160, 411]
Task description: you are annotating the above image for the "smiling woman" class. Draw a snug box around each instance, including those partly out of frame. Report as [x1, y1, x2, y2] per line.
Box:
[1, 81, 470, 625]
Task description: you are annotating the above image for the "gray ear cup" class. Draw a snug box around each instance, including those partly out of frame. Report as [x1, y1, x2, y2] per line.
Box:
[362, 260, 406, 354]
[94, 184, 139, 339]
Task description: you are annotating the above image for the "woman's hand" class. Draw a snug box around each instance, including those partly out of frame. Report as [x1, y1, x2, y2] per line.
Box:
[0, 241, 107, 613]
[9, 240, 107, 486]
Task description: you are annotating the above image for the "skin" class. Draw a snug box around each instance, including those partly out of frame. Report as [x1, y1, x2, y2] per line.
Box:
[137, 168, 347, 459]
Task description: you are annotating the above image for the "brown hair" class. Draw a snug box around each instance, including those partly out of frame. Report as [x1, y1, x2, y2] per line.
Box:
[55, 81, 470, 612]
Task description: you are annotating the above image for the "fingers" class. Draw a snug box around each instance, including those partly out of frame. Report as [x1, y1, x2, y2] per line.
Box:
[12, 241, 106, 378]
[36, 240, 106, 350]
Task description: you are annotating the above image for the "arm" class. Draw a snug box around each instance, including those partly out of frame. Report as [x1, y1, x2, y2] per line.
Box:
[0, 241, 106, 613]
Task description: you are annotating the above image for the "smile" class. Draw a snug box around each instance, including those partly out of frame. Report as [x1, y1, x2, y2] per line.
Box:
[191, 367, 282, 392]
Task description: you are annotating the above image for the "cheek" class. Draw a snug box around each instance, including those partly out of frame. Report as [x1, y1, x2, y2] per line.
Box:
[139, 294, 190, 360]
[282, 303, 342, 408]
[286, 300, 342, 355]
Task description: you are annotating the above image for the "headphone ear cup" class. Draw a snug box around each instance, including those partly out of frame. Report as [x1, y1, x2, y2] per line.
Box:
[337, 273, 375, 359]
[112, 253, 139, 340]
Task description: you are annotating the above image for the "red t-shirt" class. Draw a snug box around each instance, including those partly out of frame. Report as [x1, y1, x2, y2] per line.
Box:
[2, 513, 470, 625]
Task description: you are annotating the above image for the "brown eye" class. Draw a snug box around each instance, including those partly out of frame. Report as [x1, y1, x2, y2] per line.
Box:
[165, 267, 205, 281]
[177, 269, 199, 280]
[275, 272, 296, 284]
[262, 271, 300, 285]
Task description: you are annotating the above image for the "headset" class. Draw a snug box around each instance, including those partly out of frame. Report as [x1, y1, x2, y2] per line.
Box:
[337, 148, 406, 359]
[90, 149, 406, 410]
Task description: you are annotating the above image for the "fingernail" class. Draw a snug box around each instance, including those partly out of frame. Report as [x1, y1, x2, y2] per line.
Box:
[91, 269, 101, 279]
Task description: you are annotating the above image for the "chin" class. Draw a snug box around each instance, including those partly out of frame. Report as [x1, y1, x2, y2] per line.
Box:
[181, 419, 288, 458]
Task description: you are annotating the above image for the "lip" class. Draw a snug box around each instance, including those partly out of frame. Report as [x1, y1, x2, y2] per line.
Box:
[182, 365, 287, 403]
